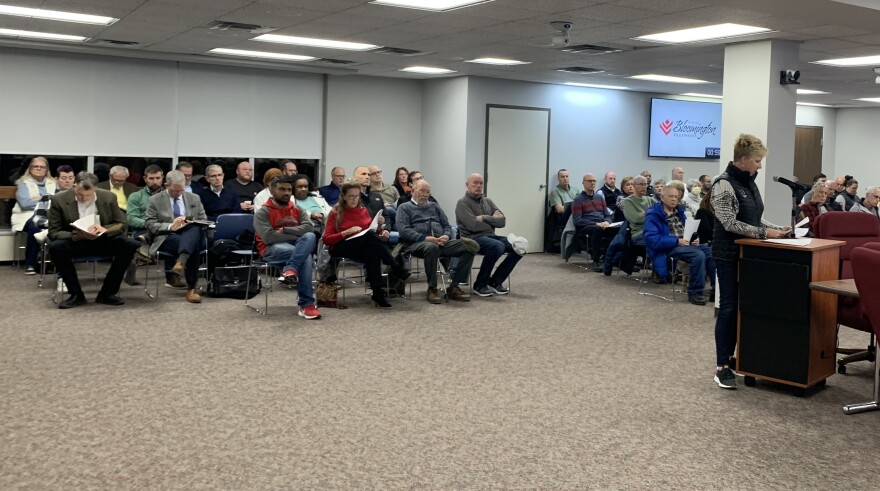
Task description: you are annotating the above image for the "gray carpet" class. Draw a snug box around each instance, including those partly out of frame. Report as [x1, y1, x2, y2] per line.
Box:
[1, 253, 878, 489]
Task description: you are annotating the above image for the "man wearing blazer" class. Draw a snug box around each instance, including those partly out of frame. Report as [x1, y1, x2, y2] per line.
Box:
[97, 165, 139, 210]
[48, 172, 140, 309]
[144, 170, 207, 303]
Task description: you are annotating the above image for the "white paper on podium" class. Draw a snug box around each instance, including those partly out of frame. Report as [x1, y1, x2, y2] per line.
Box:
[346, 210, 382, 240]
[764, 238, 812, 246]
[684, 218, 700, 243]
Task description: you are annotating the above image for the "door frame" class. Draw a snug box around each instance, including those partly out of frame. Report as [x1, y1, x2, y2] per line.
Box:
[483, 104, 551, 202]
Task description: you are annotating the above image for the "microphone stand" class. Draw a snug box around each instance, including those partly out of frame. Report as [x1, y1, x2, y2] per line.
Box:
[789, 186, 799, 231]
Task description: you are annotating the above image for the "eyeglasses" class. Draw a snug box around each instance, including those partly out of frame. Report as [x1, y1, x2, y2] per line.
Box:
[344, 194, 360, 199]
[332, 174, 345, 178]
[368, 170, 382, 176]
[584, 179, 596, 183]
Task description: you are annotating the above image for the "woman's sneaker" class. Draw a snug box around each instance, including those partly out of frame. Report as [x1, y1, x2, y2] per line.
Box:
[24, 266, 36, 275]
[714, 367, 737, 389]
[488, 283, 509, 295]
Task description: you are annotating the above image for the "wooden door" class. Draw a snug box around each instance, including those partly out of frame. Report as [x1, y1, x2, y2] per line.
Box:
[794, 126, 823, 183]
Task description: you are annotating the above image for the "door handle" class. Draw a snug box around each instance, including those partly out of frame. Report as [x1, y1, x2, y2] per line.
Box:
[539, 183, 546, 190]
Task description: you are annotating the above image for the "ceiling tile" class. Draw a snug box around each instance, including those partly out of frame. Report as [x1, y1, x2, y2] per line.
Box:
[609, 0, 707, 14]
[564, 4, 666, 23]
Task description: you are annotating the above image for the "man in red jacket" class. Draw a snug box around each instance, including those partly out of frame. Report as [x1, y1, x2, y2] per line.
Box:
[254, 177, 320, 320]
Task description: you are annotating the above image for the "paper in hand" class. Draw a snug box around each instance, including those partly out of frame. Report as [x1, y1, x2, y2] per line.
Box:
[795, 216, 809, 228]
[72, 213, 103, 236]
[683, 218, 700, 243]
[346, 211, 383, 240]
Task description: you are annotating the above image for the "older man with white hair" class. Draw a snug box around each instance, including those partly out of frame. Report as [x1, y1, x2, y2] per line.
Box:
[850, 185, 880, 219]
[97, 165, 139, 210]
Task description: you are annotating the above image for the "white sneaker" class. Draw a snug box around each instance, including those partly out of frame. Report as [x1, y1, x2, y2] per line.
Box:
[57, 278, 68, 293]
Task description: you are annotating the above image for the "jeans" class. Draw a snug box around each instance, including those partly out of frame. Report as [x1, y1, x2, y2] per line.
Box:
[23, 218, 42, 268]
[668, 244, 716, 295]
[602, 226, 629, 274]
[262, 232, 316, 307]
[406, 239, 475, 289]
[472, 235, 522, 289]
[714, 259, 738, 366]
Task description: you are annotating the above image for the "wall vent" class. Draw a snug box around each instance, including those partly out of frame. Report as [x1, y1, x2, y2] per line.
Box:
[370, 46, 429, 56]
[561, 44, 624, 55]
[204, 20, 274, 34]
[86, 39, 141, 47]
[555, 67, 605, 74]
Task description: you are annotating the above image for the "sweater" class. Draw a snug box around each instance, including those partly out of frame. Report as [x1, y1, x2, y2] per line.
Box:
[323, 206, 373, 248]
[127, 186, 160, 230]
[571, 191, 608, 228]
[254, 199, 312, 256]
[621, 194, 655, 239]
[397, 200, 453, 243]
[197, 186, 240, 220]
[455, 192, 505, 239]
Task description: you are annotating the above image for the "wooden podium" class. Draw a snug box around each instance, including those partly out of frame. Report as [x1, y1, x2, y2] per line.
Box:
[734, 238, 844, 393]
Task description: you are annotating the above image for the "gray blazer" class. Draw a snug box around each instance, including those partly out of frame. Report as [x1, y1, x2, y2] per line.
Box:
[144, 190, 207, 255]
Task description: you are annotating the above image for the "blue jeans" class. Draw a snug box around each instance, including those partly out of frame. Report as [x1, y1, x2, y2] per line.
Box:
[668, 244, 715, 295]
[473, 235, 522, 289]
[261, 232, 316, 307]
[603, 226, 628, 274]
[23, 218, 42, 268]
[714, 259, 738, 366]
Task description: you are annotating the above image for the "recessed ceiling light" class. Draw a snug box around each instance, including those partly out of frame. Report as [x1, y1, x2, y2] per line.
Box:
[0, 4, 117, 25]
[400, 66, 456, 74]
[253, 34, 379, 51]
[855, 97, 880, 103]
[634, 23, 772, 44]
[797, 89, 829, 95]
[0, 27, 86, 42]
[564, 82, 628, 90]
[681, 93, 723, 99]
[629, 74, 710, 84]
[813, 55, 880, 67]
[208, 48, 317, 62]
[466, 57, 530, 66]
[797, 102, 832, 107]
[369, 0, 493, 12]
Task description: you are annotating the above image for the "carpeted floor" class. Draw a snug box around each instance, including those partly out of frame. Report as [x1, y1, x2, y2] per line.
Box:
[1, 253, 878, 489]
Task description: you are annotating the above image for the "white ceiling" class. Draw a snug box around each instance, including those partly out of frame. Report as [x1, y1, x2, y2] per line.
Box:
[2, 0, 880, 106]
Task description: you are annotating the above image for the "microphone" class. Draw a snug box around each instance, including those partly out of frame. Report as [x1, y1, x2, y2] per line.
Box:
[773, 175, 808, 191]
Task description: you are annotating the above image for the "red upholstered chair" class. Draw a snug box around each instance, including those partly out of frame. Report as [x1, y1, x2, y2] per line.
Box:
[845, 245, 880, 414]
[814, 212, 880, 373]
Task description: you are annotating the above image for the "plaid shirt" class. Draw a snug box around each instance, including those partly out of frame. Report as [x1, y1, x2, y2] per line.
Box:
[665, 209, 684, 238]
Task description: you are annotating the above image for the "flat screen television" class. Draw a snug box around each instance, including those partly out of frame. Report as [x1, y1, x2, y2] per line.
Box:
[648, 98, 721, 159]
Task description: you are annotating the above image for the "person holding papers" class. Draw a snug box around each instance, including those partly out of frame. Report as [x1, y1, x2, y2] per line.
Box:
[322, 183, 409, 309]
[570, 173, 618, 272]
[710, 134, 791, 390]
[644, 184, 716, 306]
[47, 172, 139, 309]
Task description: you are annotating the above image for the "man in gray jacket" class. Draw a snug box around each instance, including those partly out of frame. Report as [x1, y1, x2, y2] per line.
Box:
[455, 173, 522, 297]
[397, 180, 473, 304]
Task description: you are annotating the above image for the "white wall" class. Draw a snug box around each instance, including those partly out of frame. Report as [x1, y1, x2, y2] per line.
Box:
[464, 77, 718, 193]
[795, 105, 837, 176]
[835, 108, 880, 186]
[420, 77, 469, 211]
[324, 75, 422, 183]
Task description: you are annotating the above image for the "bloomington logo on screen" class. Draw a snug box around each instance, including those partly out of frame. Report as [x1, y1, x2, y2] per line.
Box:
[658, 118, 718, 139]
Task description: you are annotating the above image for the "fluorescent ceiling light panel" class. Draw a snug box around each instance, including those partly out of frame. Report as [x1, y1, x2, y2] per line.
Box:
[797, 89, 829, 95]
[369, 0, 492, 12]
[208, 48, 316, 62]
[629, 74, 710, 84]
[564, 82, 628, 90]
[0, 4, 117, 25]
[466, 57, 530, 65]
[634, 23, 772, 44]
[797, 102, 832, 107]
[0, 27, 86, 42]
[856, 97, 880, 103]
[253, 34, 378, 51]
[813, 54, 880, 67]
[400, 66, 456, 74]
[681, 93, 723, 99]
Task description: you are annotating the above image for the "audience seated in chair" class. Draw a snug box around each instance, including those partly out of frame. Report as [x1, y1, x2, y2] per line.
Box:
[604, 175, 654, 275]
[176, 161, 203, 194]
[47, 171, 139, 309]
[399, 179, 474, 303]
[799, 183, 831, 236]
[253, 176, 321, 320]
[571, 173, 618, 272]
[595, 171, 622, 218]
[145, 170, 207, 304]
[97, 165, 139, 211]
[225, 161, 263, 214]
[318, 166, 346, 207]
[12, 156, 58, 275]
[197, 163, 240, 221]
[849, 185, 880, 219]
[293, 174, 331, 235]
[644, 184, 716, 306]
[455, 173, 521, 296]
[253, 168, 283, 210]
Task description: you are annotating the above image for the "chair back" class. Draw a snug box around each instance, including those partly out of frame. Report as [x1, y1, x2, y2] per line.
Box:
[852, 246, 880, 338]
[815, 211, 880, 279]
[214, 213, 254, 241]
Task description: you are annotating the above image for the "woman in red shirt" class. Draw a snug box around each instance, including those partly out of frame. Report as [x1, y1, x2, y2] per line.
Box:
[323, 183, 408, 308]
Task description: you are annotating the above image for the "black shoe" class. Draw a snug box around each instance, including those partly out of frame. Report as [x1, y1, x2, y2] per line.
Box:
[591, 261, 603, 272]
[95, 294, 125, 306]
[59, 293, 87, 309]
[370, 293, 392, 309]
[395, 268, 411, 281]
[688, 293, 707, 306]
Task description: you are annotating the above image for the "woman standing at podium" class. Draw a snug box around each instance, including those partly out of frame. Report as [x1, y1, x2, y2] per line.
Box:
[710, 134, 792, 390]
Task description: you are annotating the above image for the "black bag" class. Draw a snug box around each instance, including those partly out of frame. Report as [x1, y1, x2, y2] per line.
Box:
[209, 266, 261, 299]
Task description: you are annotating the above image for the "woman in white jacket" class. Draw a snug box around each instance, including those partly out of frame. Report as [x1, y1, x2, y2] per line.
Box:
[12, 156, 57, 274]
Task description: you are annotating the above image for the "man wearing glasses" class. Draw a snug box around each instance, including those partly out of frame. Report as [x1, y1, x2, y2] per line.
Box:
[571, 173, 617, 271]
[318, 167, 346, 206]
[850, 186, 880, 219]
[196, 164, 239, 221]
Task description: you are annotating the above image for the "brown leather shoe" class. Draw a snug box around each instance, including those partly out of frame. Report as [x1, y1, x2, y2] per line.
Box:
[446, 286, 470, 301]
[186, 288, 202, 303]
[426, 287, 443, 304]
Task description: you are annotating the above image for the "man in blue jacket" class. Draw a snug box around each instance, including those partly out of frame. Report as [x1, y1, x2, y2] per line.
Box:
[644, 184, 715, 305]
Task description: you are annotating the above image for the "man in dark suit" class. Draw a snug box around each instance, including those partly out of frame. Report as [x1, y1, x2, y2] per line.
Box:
[96, 165, 139, 210]
[48, 172, 140, 309]
[145, 170, 208, 304]
[177, 161, 204, 194]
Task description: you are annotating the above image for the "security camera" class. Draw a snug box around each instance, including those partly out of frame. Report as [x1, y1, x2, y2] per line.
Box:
[551, 21, 572, 32]
[552, 34, 571, 46]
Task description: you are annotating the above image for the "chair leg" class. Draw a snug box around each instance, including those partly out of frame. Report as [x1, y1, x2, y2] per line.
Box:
[843, 354, 880, 415]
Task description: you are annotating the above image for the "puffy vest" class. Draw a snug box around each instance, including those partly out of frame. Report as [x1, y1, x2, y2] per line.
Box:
[712, 163, 764, 262]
